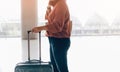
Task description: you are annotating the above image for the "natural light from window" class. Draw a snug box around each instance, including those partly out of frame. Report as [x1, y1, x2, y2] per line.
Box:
[0, 0, 120, 72]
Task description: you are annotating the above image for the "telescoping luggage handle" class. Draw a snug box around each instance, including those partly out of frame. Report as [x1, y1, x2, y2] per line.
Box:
[27, 30, 41, 62]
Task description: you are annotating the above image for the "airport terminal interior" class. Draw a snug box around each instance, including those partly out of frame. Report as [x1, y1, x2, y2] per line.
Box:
[0, 0, 120, 72]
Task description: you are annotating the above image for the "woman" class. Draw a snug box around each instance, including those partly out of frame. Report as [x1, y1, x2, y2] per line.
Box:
[32, 0, 72, 72]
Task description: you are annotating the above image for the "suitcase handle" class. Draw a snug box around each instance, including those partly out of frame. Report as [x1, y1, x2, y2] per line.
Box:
[27, 30, 41, 62]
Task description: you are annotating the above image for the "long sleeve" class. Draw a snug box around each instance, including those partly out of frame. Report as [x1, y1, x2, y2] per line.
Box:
[45, 0, 71, 38]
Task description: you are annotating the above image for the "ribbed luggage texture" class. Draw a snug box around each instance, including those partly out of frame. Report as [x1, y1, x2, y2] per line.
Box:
[15, 62, 53, 72]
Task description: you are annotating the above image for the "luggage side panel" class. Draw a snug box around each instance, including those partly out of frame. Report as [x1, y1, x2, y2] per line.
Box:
[15, 64, 54, 72]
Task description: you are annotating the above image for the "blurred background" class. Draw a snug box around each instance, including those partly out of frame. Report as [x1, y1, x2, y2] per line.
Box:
[0, 0, 120, 72]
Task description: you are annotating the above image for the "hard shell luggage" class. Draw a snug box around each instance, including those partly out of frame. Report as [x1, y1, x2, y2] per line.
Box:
[14, 31, 54, 72]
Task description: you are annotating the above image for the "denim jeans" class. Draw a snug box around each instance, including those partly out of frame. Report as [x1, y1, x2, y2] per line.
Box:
[48, 37, 70, 72]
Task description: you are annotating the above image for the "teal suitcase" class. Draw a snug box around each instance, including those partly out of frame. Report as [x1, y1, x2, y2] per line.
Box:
[15, 31, 54, 72]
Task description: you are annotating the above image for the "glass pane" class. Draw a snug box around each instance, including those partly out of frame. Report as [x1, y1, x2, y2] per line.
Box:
[67, 0, 120, 36]
[0, 0, 21, 37]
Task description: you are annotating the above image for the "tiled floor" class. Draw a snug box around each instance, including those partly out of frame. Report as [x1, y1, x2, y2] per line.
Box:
[0, 36, 120, 72]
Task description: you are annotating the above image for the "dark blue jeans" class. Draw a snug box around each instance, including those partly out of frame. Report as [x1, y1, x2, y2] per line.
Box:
[48, 37, 70, 72]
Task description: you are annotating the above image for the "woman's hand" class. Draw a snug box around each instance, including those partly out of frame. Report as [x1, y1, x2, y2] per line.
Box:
[32, 26, 47, 33]
[31, 27, 40, 33]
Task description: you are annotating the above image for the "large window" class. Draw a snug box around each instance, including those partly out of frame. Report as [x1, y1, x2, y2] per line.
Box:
[0, 0, 21, 37]
[67, 0, 120, 36]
